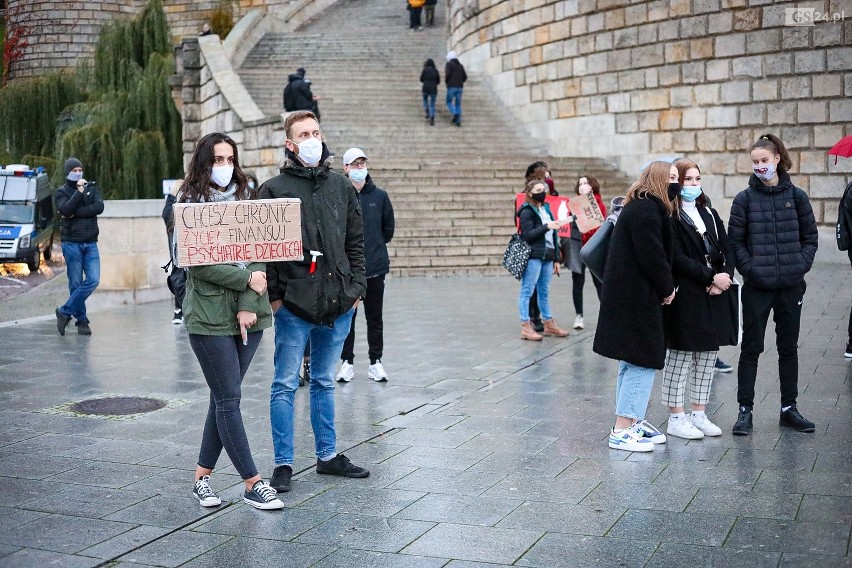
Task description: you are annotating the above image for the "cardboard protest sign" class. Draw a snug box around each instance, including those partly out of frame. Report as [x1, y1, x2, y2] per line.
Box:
[569, 193, 605, 233]
[173, 198, 303, 267]
[514, 193, 573, 238]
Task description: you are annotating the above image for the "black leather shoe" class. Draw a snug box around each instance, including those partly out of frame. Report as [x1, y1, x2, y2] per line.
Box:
[316, 453, 369, 478]
[779, 405, 815, 433]
[55, 308, 71, 336]
[77, 321, 92, 335]
[269, 464, 292, 492]
[732, 406, 753, 436]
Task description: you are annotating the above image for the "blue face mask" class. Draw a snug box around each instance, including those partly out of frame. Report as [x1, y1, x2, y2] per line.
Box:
[348, 167, 368, 183]
[67, 171, 83, 182]
[680, 186, 702, 202]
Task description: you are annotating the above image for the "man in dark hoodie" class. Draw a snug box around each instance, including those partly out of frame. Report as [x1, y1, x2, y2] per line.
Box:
[54, 157, 104, 336]
[335, 148, 395, 383]
[259, 111, 370, 493]
[445, 50, 467, 126]
[283, 68, 316, 114]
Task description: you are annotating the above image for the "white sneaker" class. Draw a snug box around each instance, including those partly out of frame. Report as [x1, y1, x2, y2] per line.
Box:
[336, 361, 354, 383]
[690, 413, 722, 437]
[368, 360, 388, 382]
[573, 314, 585, 329]
[608, 427, 654, 452]
[666, 416, 705, 439]
[632, 420, 667, 444]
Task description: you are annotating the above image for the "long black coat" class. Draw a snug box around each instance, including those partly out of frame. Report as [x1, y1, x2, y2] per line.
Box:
[665, 205, 736, 351]
[593, 196, 674, 370]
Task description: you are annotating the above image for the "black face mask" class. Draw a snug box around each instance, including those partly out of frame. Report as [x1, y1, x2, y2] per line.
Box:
[667, 182, 681, 201]
[531, 192, 546, 203]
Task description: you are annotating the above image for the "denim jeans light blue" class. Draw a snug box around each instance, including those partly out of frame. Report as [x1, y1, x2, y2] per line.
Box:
[446, 87, 463, 120]
[270, 305, 354, 465]
[60, 241, 100, 323]
[615, 360, 657, 420]
[518, 258, 553, 322]
[422, 93, 436, 119]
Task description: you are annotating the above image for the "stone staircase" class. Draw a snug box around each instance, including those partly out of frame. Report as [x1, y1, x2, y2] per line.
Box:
[239, 0, 631, 275]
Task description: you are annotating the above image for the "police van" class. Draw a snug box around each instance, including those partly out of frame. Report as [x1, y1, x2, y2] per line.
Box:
[0, 165, 56, 271]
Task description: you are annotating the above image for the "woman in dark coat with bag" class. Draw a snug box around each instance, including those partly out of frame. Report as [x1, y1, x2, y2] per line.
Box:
[593, 161, 678, 453]
[661, 159, 735, 440]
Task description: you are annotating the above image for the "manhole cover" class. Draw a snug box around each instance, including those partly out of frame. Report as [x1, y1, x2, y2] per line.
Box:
[70, 396, 167, 416]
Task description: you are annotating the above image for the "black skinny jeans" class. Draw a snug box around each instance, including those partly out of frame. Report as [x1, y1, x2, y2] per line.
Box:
[190, 332, 263, 480]
[572, 264, 602, 316]
[341, 274, 385, 364]
[736, 282, 805, 408]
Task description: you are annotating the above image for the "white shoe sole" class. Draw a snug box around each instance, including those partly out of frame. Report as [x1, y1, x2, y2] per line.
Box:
[195, 495, 221, 507]
[370, 375, 388, 382]
[243, 497, 284, 510]
[336, 376, 352, 383]
[666, 427, 704, 440]
[608, 440, 654, 452]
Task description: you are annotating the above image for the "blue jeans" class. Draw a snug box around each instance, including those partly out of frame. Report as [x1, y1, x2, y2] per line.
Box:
[270, 306, 355, 465]
[422, 93, 436, 119]
[60, 241, 100, 323]
[446, 87, 463, 120]
[615, 360, 656, 420]
[518, 258, 553, 322]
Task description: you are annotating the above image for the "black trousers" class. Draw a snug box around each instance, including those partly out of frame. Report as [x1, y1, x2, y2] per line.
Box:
[529, 290, 541, 323]
[341, 274, 385, 364]
[572, 265, 602, 316]
[736, 282, 805, 408]
[409, 7, 422, 28]
[190, 332, 263, 480]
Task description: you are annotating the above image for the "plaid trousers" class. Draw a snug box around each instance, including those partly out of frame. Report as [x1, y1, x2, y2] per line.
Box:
[661, 349, 717, 407]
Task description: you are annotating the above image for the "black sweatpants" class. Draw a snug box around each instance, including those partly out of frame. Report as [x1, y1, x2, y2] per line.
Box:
[341, 274, 385, 364]
[736, 281, 806, 408]
[572, 264, 602, 316]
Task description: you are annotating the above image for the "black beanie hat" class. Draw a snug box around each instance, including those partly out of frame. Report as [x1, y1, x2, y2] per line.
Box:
[64, 157, 83, 175]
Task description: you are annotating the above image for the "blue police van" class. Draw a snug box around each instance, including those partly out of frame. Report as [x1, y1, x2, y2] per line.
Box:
[0, 165, 56, 271]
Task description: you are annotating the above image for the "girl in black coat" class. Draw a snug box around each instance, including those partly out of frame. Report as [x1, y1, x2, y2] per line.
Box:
[419, 59, 440, 125]
[661, 159, 735, 440]
[593, 161, 678, 453]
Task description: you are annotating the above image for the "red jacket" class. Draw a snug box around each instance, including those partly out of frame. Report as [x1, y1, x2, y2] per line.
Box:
[580, 193, 608, 245]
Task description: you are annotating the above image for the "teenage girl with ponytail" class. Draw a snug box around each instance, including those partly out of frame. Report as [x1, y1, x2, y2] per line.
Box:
[728, 133, 819, 436]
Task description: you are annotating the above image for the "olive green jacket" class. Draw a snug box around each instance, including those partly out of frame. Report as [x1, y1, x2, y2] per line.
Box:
[183, 262, 272, 336]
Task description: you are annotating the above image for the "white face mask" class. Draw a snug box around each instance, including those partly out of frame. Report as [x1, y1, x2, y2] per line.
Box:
[348, 167, 368, 183]
[67, 171, 83, 182]
[210, 165, 234, 188]
[578, 184, 592, 195]
[294, 137, 323, 165]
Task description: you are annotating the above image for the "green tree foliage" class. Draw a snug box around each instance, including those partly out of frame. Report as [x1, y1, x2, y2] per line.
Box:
[209, 0, 235, 38]
[0, 0, 182, 199]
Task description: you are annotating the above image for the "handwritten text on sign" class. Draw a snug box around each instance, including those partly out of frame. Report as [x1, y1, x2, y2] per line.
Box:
[173, 198, 303, 266]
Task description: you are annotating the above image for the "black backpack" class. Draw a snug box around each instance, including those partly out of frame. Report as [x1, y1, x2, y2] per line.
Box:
[837, 181, 852, 252]
[161, 193, 187, 302]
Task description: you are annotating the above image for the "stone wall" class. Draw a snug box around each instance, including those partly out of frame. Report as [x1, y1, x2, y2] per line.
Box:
[449, 0, 852, 239]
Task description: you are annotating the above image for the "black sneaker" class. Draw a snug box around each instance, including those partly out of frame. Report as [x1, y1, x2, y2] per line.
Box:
[269, 464, 292, 492]
[779, 405, 815, 433]
[732, 406, 753, 436]
[172, 309, 183, 324]
[193, 475, 221, 507]
[316, 453, 370, 478]
[300, 360, 309, 387]
[845, 342, 852, 359]
[77, 321, 92, 335]
[55, 308, 71, 336]
[243, 480, 284, 510]
[714, 358, 733, 373]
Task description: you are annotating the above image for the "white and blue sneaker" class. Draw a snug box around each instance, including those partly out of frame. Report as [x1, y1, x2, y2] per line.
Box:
[633, 420, 667, 444]
[608, 427, 654, 452]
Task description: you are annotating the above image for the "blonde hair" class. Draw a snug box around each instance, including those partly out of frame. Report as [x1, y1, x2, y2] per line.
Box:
[625, 161, 675, 216]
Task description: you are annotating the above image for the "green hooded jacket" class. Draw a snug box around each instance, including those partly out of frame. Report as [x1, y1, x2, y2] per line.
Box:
[183, 262, 273, 335]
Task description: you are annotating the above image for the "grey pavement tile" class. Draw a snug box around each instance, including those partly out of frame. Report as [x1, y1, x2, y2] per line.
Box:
[19, 484, 157, 519]
[609, 509, 735, 546]
[724, 517, 851, 556]
[402, 523, 542, 564]
[446, 415, 542, 436]
[687, 487, 802, 520]
[4, 433, 103, 458]
[813, 450, 852, 473]
[296, 514, 435, 553]
[298, 464, 419, 490]
[119, 530, 233, 567]
[394, 493, 523, 526]
[646, 543, 780, 568]
[381, 428, 479, 449]
[0, 545, 18, 559]
[0, 453, 88, 481]
[105, 494, 221, 528]
[119, 467, 243, 498]
[0, 477, 59, 507]
[797, 494, 852, 524]
[516, 533, 657, 568]
[312, 549, 448, 568]
[76, 525, 172, 560]
[387, 467, 506, 496]
[444, 562, 513, 568]
[379, 413, 466, 431]
[652, 462, 762, 489]
[624, 443, 730, 465]
[179, 537, 334, 568]
[65, 438, 183, 465]
[468, 452, 576, 478]
[0, 513, 134, 554]
[299, 486, 426, 517]
[754, 470, 852, 497]
[779, 553, 852, 567]
[558, 457, 667, 483]
[45, 461, 169, 489]
[482, 474, 600, 504]
[192, 505, 334, 541]
[0, 428, 44, 447]
[439, 401, 528, 418]
[455, 433, 558, 456]
[0, 507, 48, 529]
[579, 481, 698, 512]
[496, 501, 625, 536]
[381, 445, 492, 471]
[0, 548, 102, 568]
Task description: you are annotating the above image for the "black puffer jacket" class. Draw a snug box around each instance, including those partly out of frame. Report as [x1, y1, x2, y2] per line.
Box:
[728, 171, 818, 290]
[259, 146, 366, 325]
[420, 65, 440, 95]
[356, 176, 394, 278]
[55, 180, 104, 243]
[445, 58, 467, 88]
[517, 202, 561, 262]
[283, 74, 314, 112]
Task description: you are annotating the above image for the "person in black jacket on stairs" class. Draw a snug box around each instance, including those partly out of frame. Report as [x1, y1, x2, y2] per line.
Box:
[445, 51, 467, 126]
[728, 133, 819, 436]
[419, 59, 440, 125]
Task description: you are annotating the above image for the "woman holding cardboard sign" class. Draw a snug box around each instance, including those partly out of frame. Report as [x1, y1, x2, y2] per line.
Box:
[179, 132, 284, 511]
[566, 176, 607, 330]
